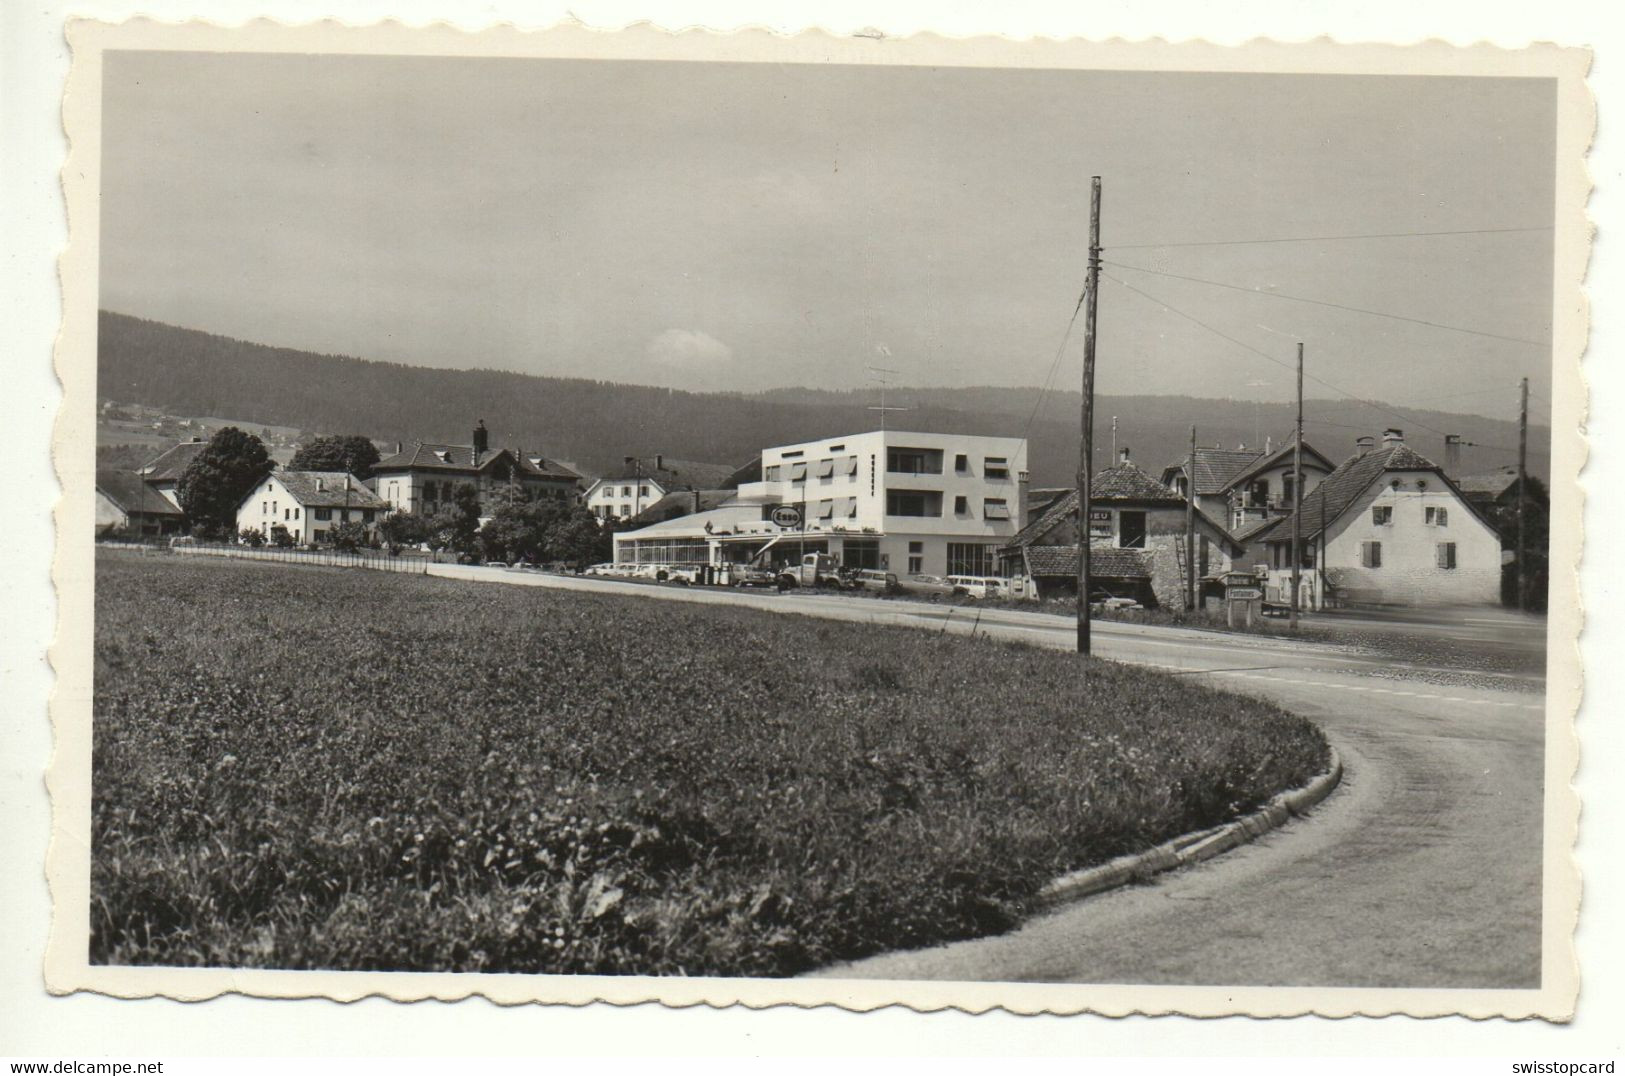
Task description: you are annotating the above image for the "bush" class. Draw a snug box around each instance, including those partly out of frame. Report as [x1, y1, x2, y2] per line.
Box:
[268, 524, 294, 548]
[92, 552, 1328, 977]
[238, 527, 265, 548]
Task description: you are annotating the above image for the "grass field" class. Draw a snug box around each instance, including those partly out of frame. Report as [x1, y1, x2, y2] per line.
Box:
[93, 551, 1329, 977]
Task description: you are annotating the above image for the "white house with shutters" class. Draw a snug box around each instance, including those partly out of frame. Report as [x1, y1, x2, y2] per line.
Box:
[1259, 429, 1502, 608]
[235, 470, 389, 546]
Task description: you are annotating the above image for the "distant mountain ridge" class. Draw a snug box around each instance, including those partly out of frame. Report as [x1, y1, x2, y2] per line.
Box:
[97, 311, 1547, 488]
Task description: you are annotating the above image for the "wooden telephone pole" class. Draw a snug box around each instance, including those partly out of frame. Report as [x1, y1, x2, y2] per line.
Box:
[1517, 376, 1529, 611]
[1290, 342, 1304, 631]
[1076, 176, 1102, 655]
[1185, 424, 1197, 611]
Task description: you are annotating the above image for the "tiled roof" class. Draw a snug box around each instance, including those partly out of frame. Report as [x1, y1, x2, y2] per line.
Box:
[1217, 440, 1335, 494]
[601, 457, 739, 490]
[1267, 444, 1442, 542]
[96, 470, 183, 515]
[1160, 447, 1261, 496]
[628, 490, 737, 525]
[1094, 459, 1184, 501]
[1023, 545, 1151, 580]
[138, 439, 208, 482]
[272, 471, 389, 509]
[374, 443, 578, 481]
[1231, 515, 1284, 544]
[1455, 468, 1520, 496]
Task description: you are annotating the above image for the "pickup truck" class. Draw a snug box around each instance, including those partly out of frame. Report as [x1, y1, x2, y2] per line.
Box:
[776, 553, 848, 591]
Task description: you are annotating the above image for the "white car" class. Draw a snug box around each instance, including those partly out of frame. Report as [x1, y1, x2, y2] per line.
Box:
[584, 563, 618, 576]
[946, 575, 1008, 599]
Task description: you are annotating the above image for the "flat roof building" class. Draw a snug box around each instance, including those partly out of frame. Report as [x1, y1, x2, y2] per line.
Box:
[612, 429, 1029, 577]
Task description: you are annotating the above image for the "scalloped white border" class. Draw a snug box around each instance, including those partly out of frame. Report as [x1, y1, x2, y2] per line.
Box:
[45, 17, 1592, 1020]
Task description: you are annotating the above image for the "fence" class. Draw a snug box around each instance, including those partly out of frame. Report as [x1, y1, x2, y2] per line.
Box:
[100, 538, 432, 575]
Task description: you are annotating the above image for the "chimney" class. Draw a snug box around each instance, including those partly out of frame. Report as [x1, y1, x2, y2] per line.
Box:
[395, 441, 403, 455]
[1443, 434, 1462, 478]
[1119, 447, 1130, 465]
[1265, 434, 1272, 455]
[1355, 436, 1375, 456]
[693, 489, 701, 513]
[472, 419, 489, 463]
[1382, 427, 1404, 448]
[1017, 470, 1031, 531]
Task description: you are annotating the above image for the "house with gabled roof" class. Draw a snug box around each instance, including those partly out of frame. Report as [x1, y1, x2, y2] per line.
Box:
[371, 420, 581, 518]
[1000, 448, 1245, 608]
[585, 455, 743, 522]
[1159, 445, 1258, 523]
[234, 470, 390, 546]
[1162, 438, 1336, 534]
[95, 470, 186, 537]
[1261, 429, 1502, 608]
[136, 437, 209, 509]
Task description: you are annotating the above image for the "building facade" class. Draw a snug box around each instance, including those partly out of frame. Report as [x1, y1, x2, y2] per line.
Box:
[612, 429, 1029, 576]
[235, 471, 389, 545]
[95, 470, 185, 537]
[584, 456, 740, 521]
[1262, 430, 1502, 608]
[371, 421, 581, 518]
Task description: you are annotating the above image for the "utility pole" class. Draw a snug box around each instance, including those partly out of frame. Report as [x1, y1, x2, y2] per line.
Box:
[1185, 423, 1197, 612]
[1076, 176, 1102, 656]
[1517, 376, 1529, 612]
[1290, 342, 1304, 631]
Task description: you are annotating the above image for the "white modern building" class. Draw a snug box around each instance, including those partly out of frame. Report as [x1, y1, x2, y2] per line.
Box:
[612, 430, 1029, 576]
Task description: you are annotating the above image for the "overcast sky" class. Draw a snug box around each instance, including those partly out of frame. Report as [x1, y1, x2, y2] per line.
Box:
[100, 53, 1556, 419]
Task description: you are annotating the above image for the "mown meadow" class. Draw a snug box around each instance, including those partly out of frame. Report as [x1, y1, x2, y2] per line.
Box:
[92, 551, 1328, 976]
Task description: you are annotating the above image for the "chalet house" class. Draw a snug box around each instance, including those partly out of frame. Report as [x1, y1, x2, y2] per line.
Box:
[585, 456, 742, 522]
[135, 437, 208, 509]
[95, 470, 185, 537]
[371, 420, 581, 518]
[235, 471, 388, 546]
[1260, 429, 1502, 609]
[1162, 439, 1335, 534]
[999, 449, 1244, 609]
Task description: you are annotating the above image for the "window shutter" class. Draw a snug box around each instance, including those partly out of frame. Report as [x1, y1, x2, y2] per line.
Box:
[1438, 507, 1449, 526]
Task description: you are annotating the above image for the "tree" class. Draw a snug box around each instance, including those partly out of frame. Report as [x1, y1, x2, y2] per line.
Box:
[175, 426, 273, 538]
[269, 524, 295, 548]
[427, 484, 483, 556]
[378, 509, 431, 552]
[550, 508, 613, 569]
[238, 526, 266, 548]
[478, 492, 567, 564]
[288, 434, 382, 481]
[328, 520, 370, 552]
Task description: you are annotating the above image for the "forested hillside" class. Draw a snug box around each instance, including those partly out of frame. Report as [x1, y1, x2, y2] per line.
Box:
[97, 311, 1546, 487]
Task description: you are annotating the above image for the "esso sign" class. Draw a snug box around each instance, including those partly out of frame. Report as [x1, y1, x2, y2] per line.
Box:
[770, 505, 803, 529]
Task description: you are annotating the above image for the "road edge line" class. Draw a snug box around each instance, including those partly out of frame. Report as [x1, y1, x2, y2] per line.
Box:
[1033, 747, 1345, 910]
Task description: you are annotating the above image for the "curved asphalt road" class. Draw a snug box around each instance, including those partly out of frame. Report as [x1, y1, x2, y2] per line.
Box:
[435, 564, 1545, 988]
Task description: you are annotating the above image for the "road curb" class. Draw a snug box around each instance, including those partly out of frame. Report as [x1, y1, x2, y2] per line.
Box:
[1033, 747, 1345, 910]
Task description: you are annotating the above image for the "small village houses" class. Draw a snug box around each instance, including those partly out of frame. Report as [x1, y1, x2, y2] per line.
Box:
[371, 420, 581, 518]
[235, 471, 389, 545]
[585, 456, 741, 521]
[95, 470, 185, 537]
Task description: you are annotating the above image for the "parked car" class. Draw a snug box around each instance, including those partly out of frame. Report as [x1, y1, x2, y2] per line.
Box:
[776, 553, 848, 590]
[946, 575, 1007, 599]
[847, 568, 901, 594]
[730, 565, 776, 588]
[583, 562, 617, 576]
[664, 565, 703, 585]
[483, 560, 509, 568]
[898, 573, 956, 600]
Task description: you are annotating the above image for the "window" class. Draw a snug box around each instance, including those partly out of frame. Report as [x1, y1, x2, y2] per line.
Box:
[1436, 541, 1457, 569]
[640, 485, 650, 498]
[954, 495, 969, 515]
[1372, 505, 1393, 525]
[621, 486, 632, 497]
[1282, 474, 1295, 505]
[619, 505, 630, 518]
[828, 444, 846, 453]
[845, 498, 859, 518]
[363, 509, 375, 523]
[947, 543, 997, 576]
[765, 465, 782, 481]
[841, 539, 879, 570]
[983, 498, 1011, 520]
[843, 456, 859, 477]
[908, 554, 923, 574]
[262, 501, 268, 514]
[1361, 540, 1382, 568]
[983, 457, 1009, 480]
[315, 507, 333, 521]
[886, 490, 942, 517]
[955, 453, 969, 473]
[284, 508, 290, 520]
[1426, 506, 1450, 527]
[817, 500, 834, 519]
[886, 448, 942, 475]
[790, 462, 808, 481]
[908, 541, 923, 553]
[816, 459, 835, 479]
[294, 508, 300, 520]
[1118, 510, 1147, 549]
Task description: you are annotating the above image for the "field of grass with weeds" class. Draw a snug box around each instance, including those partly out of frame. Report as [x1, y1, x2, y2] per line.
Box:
[93, 550, 1328, 976]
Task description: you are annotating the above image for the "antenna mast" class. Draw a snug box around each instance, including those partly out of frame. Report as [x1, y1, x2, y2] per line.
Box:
[866, 366, 908, 431]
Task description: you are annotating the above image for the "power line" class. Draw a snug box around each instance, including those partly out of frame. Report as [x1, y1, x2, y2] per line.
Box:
[1018, 284, 1090, 448]
[1102, 259, 1550, 347]
[1106, 225, 1552, 251]
[1103, 271, 1454, 439]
